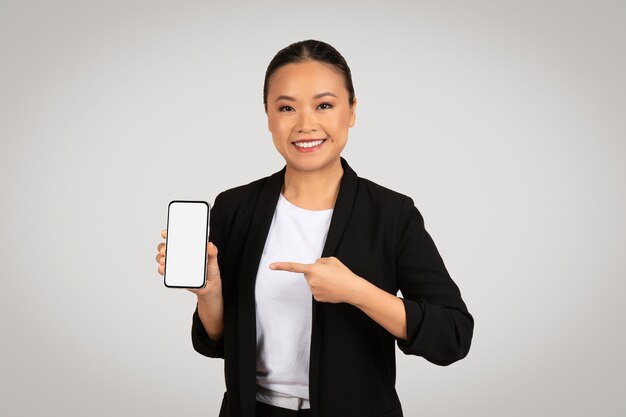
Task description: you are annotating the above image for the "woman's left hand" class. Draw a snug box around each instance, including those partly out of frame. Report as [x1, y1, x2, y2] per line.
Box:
[269, 256, 365, 304]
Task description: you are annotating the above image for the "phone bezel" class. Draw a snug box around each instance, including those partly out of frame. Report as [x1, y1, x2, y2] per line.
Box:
[164, 200, 210, 289]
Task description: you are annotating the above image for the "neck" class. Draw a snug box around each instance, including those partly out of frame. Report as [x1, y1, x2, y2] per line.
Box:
[282, 158, 344, 210]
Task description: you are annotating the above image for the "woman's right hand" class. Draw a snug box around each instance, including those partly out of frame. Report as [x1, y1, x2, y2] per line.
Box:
[156, 229, 222, 298]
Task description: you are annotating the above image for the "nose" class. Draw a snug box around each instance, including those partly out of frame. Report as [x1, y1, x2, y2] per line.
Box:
[295, 108, 318, 133]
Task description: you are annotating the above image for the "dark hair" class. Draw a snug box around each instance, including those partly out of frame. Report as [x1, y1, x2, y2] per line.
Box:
[263, 39, 356, 111]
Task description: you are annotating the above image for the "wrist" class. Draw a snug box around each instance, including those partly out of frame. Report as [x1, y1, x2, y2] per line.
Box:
[347, 275, 369, 306]
[197, 279, 222, 303]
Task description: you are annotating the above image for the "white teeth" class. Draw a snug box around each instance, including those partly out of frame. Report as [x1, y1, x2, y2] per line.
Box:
[294, 139, 324, 148]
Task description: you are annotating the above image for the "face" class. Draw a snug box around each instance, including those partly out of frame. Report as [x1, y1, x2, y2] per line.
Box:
[266, 60, 356, 173]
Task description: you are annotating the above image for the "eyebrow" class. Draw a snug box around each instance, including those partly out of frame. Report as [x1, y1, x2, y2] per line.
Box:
[274, 92, 338, 102]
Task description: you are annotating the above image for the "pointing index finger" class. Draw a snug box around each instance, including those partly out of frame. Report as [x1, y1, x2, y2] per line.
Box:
[269, 262, 309, 273]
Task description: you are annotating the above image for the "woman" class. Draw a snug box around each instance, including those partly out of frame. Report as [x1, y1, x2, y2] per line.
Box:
[156, 39, 473, 417]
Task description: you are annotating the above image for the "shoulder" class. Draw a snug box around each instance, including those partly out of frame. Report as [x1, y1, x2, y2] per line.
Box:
[209, 173, 275, 239]
[355, 175, 416, 211]
[213, 174, 272, 211]
[354, 174, 425, 233]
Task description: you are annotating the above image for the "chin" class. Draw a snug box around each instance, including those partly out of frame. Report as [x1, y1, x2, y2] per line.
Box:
[287, 155, 342, 172]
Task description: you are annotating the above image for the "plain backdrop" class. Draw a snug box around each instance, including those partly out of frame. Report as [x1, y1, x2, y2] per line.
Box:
[1, 0, 624, 416]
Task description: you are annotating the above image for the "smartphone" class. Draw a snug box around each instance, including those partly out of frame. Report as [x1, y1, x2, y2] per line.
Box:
[164, 200, 210, 289]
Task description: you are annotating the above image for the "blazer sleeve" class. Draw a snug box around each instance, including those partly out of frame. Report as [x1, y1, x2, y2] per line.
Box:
[394, 197, 474, 366]
[191, 192, 225, 359]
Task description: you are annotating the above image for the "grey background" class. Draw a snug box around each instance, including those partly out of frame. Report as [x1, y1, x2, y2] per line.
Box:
[1, 0, 624, 416]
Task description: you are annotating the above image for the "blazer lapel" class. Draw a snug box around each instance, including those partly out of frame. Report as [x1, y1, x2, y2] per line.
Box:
[320, 156, 359, 257]
[235, 164, 284, 415]
[311, 156, 358, 415]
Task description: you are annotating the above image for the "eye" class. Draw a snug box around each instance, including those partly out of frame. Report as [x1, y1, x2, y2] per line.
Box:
[279, 105, 294, 112]
[317, 102, 333, 110]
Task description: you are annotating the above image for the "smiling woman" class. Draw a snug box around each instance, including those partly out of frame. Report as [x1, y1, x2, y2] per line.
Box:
[155, 39, 474, 417]
[266, 58, 356, 207]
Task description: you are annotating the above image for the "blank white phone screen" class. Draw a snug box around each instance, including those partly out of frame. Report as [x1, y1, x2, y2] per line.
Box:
[164, 201, 209, 288]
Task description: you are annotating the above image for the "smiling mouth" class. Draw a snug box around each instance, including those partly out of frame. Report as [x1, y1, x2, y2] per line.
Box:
[292, 138, 327, 148]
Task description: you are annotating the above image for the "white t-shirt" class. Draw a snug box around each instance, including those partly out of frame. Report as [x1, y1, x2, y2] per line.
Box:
[254, 192, 333, 401]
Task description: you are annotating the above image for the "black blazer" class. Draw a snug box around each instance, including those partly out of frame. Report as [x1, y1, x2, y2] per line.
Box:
[191, 156, 474, 417]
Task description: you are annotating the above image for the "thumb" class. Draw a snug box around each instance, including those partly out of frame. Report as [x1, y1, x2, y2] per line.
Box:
[207, 241, 219, 266]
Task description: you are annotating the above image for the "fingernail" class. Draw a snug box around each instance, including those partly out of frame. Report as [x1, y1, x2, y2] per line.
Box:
[269, 264, 275, 269]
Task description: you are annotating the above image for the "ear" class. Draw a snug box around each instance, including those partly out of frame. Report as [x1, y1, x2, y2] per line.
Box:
[348, 96, 357, 128]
